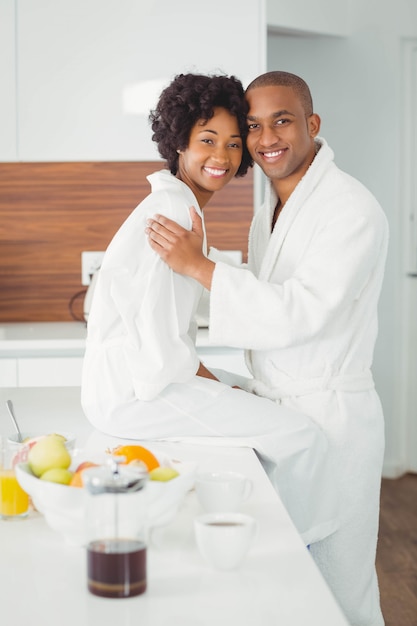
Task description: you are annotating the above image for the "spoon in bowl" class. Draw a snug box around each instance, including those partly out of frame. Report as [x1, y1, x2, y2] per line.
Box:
[6, 400, 23, 443]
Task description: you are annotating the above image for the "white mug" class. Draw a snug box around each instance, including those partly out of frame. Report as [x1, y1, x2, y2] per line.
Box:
[195, 470, 253, 513]
[194, 512, 257, 570]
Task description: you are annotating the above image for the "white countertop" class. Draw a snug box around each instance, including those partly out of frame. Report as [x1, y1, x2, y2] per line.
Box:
[0, 322, 87, 356]
[0, 322, 213, 357]
[0, 386, 349, 626]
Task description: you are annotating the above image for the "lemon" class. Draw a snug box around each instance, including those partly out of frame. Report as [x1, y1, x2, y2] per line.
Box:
[149, 467, 179, 482]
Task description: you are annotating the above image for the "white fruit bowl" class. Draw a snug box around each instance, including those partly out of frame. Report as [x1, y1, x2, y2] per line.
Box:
[15, 449, 196, 546]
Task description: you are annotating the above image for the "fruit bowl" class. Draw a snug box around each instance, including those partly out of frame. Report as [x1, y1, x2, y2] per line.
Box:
[15, 448, 196, 546]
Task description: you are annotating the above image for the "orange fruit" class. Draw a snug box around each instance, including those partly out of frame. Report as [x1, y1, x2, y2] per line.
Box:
[111, 445, 160, 472]
[69, 461, 98, 488]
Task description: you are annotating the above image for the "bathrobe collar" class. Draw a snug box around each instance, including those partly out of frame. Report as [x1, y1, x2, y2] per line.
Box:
[256, 137, 334, 281]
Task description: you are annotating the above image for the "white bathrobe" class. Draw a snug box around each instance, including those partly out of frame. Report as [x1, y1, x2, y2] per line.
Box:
[81, 169, 339, 548]
[208, 138, 389, 626]
[82, 170, 205, 407]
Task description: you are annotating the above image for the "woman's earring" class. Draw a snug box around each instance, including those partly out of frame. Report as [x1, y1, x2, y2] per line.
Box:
[176, 149, 181, 154]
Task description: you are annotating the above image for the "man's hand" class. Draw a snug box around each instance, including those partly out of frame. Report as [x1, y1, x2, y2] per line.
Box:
[146, 207, 215, 290]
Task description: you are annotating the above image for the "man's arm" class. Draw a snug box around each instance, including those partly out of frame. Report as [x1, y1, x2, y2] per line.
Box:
[146, 207, 215, 291]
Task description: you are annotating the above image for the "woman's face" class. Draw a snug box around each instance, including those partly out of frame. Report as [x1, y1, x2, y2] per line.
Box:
[177, 107, 243, 208]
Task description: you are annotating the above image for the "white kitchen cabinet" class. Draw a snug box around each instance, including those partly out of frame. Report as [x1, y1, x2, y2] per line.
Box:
[18, 357, 84, 388]
[15, 0, 265, 162]
[0, 323, 86, 388]
[0, 323, 249, 388]
[12, 350, 248, 388]
[0, 359, 18, 387]
[0, 0, 17, 160]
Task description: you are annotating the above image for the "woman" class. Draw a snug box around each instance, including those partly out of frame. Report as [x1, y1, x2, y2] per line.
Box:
[82, 73, 251, 418]
[81, 73, 337, 547]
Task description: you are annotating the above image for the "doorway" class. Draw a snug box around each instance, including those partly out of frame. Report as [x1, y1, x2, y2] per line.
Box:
[400, 39, 417, 474]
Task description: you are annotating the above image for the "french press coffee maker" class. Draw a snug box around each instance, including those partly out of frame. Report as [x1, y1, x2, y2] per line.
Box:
[83, 456, 148, 598]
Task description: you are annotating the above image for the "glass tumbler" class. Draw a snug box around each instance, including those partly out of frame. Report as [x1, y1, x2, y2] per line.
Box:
[0, 437, 30, 520]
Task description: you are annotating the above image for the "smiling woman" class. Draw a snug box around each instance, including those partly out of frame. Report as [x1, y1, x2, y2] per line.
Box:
[81, 72, 252, 414]
[174, 108, 244, 208]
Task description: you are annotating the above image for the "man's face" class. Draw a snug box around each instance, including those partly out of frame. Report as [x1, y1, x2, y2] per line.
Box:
[245, 85, 320, 187]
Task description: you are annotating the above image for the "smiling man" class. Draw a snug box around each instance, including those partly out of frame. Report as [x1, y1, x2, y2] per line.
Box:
[147, 71, 389, 626]
[245, 73, 320, 228]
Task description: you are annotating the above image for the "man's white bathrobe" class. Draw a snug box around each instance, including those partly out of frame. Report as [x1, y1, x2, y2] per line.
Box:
[81, 169, 338, 548]
[208, 138, 389, 626]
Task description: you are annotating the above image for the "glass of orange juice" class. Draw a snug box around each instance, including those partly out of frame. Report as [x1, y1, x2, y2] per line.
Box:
[0, 438, 30, 519]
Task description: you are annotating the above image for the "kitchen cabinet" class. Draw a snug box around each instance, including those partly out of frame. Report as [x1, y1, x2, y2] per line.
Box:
[0, 359, 17, 387]
[0, 323, 249, 388]
[13, 0, 265, 162]
[17, 357, 84, 387]
[2, 0, 353, 163]
[0, 322, 86, 388]
[0, 0, 17, 160]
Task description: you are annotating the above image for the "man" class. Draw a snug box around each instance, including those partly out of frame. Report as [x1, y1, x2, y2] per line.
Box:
[147, 71, 388, 626]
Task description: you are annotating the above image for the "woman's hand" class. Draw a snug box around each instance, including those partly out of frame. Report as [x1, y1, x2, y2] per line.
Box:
[146, 207, 215, 289]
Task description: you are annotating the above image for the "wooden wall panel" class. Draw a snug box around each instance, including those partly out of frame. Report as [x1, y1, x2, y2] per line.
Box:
[0, 162, 253, 322]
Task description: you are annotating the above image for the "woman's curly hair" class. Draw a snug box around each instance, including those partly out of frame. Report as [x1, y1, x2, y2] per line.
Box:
[149, 73, 253, 177]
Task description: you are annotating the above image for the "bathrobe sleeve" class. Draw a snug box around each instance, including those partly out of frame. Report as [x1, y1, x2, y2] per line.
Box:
[209, 198, 389, 351]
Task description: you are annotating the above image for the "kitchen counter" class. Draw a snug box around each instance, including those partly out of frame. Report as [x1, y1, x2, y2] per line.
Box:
[0, 321, 212, 356]
[0, 386, 349, 626]
[0, 321, 87, 357]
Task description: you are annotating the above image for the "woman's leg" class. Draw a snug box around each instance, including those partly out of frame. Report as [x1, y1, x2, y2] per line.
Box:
[83, 375, 338, 545]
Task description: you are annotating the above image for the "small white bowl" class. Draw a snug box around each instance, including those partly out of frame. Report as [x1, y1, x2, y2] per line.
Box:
[15, 449, 196, 546]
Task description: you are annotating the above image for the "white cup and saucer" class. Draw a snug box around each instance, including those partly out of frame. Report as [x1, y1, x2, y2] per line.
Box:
[194, 470, 253, 514]
[193, 470, 256, 570]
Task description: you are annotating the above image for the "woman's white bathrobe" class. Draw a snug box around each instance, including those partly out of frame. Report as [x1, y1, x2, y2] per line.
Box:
[81, 169, 338, 548]
[208, 138, 389, 626]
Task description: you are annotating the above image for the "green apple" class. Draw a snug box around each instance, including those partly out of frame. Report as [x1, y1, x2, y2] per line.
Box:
[28, 434, 71, 477]
[40, 468, 73, 485]
[149, 467, 179, 482]
[50, 433, 67, 443]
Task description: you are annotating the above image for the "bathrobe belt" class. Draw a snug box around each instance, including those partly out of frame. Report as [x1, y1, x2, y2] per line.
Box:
[248, 369, 375, 402]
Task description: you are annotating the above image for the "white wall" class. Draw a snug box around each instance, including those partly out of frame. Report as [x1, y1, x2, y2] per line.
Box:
[267, 0, 351, 36]
[267, 0, 417, 477]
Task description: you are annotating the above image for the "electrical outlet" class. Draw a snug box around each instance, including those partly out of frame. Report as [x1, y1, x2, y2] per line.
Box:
[81, 251, 105, 285]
